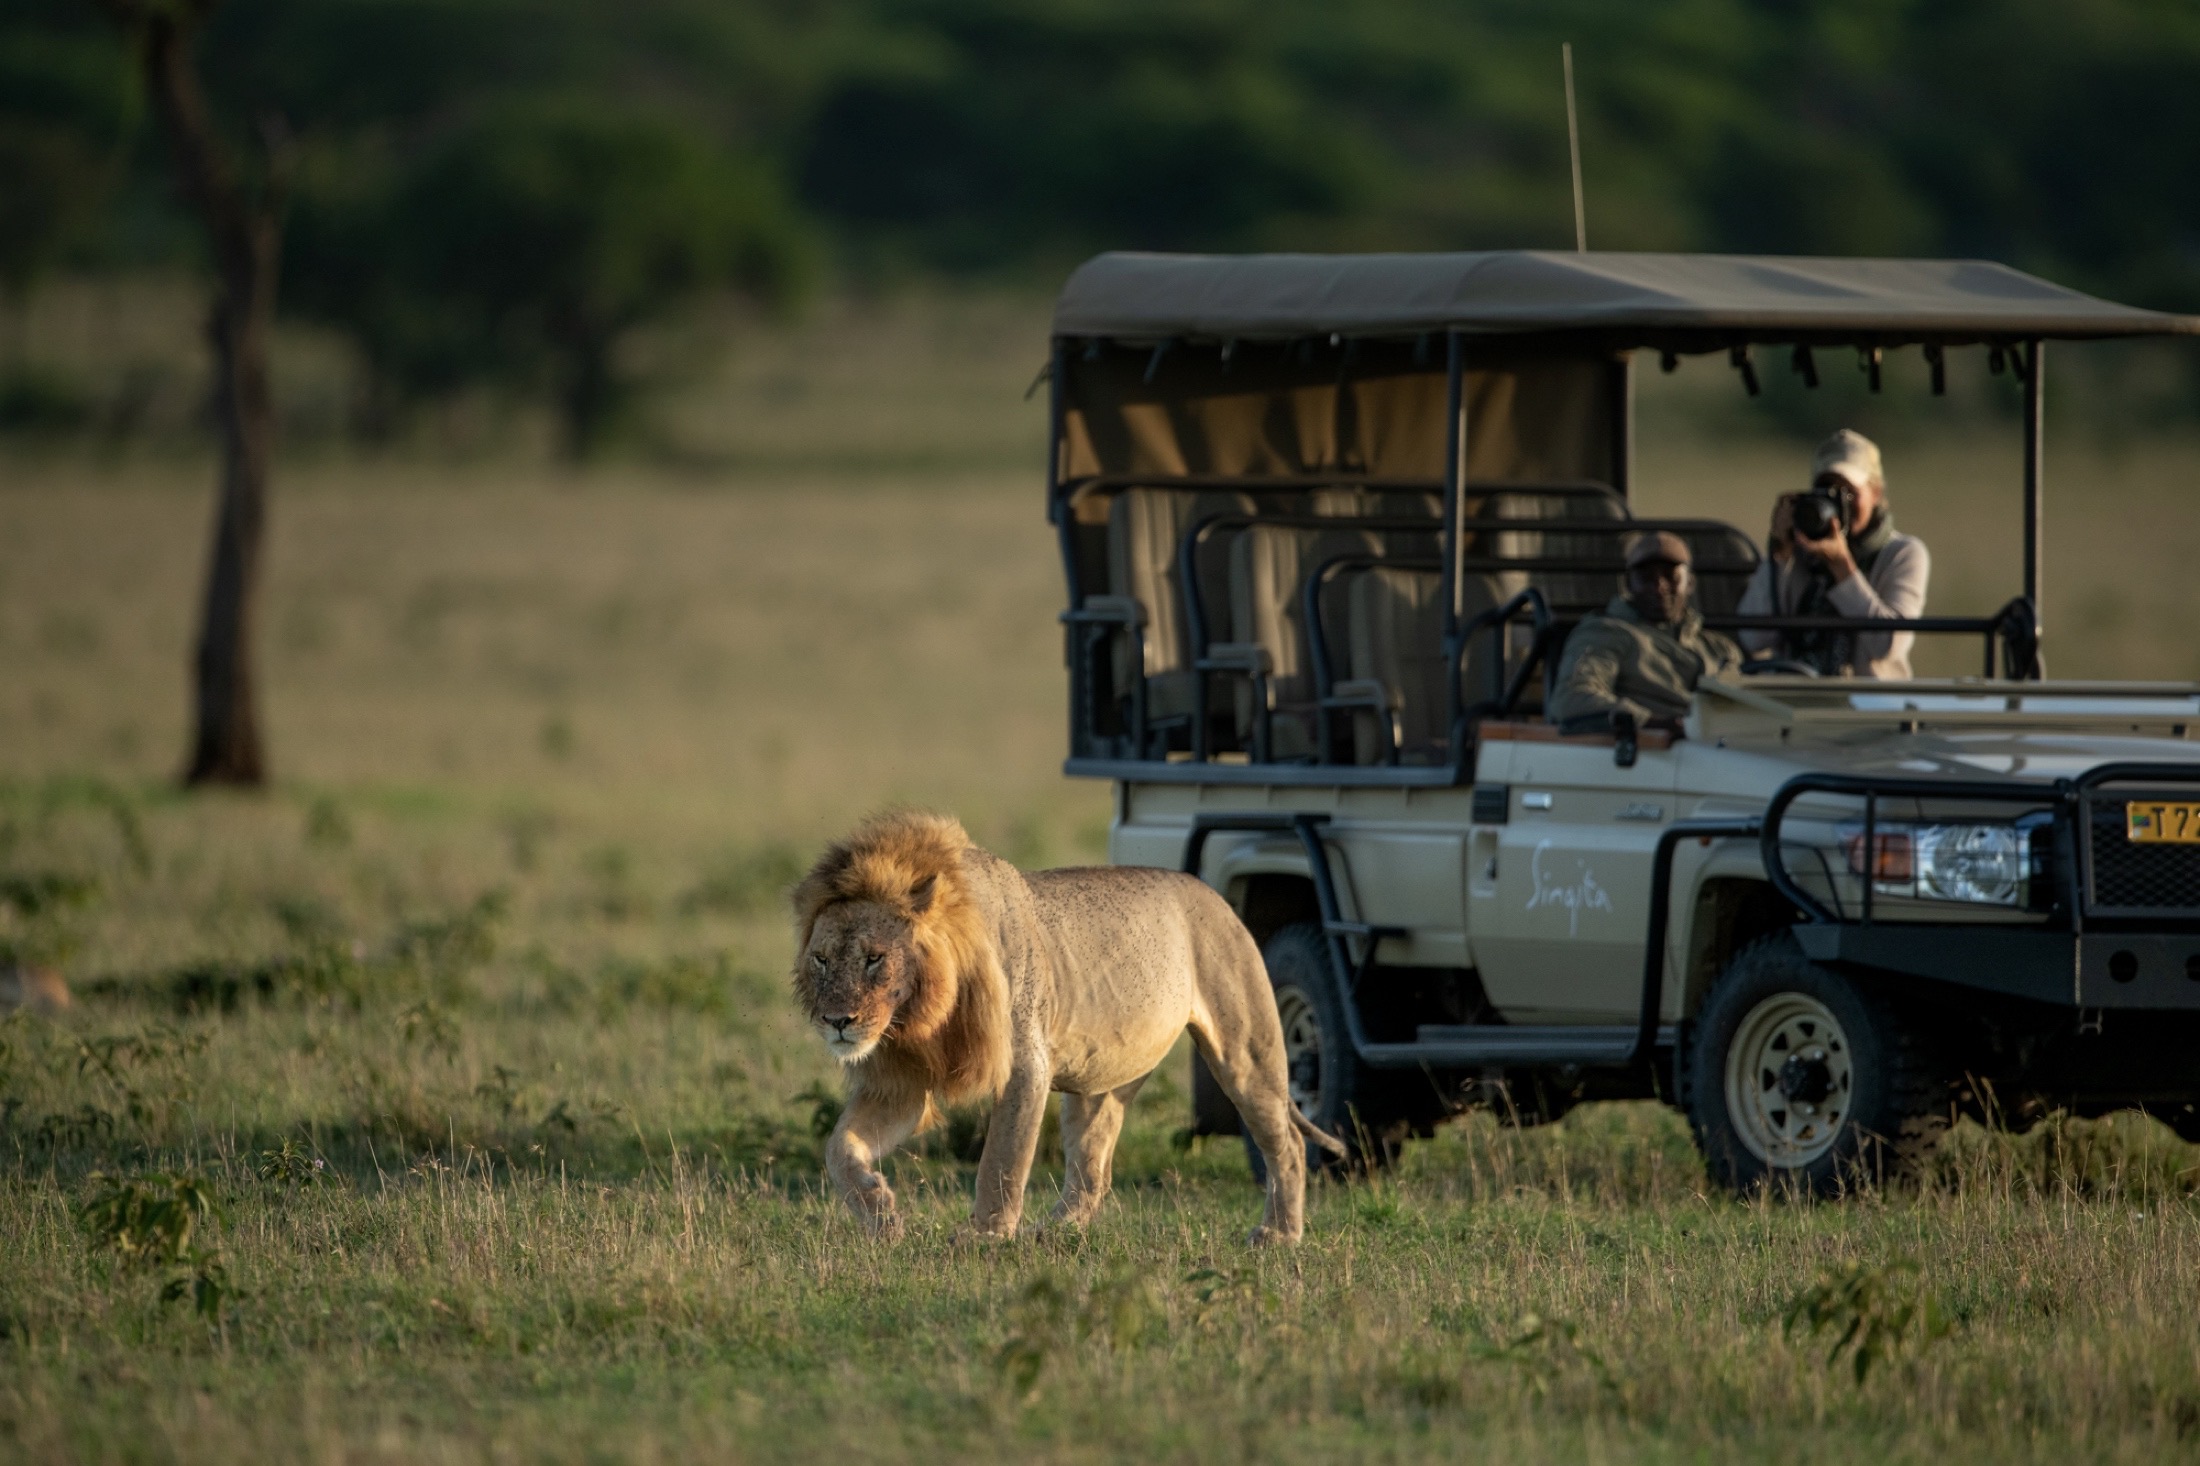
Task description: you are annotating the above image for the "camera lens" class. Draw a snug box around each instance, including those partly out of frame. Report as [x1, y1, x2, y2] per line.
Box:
[1792, 493, 1838, 540]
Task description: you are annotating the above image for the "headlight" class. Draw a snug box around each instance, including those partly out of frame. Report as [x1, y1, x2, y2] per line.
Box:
[1915, 824, 2024, 905]
[1840, 821, 2026, 906]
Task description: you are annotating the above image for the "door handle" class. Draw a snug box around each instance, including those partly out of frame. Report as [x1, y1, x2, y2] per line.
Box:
[1469, 828, 1499, 895]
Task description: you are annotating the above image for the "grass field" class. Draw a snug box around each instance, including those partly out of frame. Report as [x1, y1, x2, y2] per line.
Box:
[4, 288, 2200, 1462]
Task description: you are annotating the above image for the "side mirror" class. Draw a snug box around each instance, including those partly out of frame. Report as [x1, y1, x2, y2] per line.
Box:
[1611, 709, 1638, 769]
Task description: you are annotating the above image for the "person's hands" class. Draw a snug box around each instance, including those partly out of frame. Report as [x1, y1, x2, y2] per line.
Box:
[1794, 512, 1857, 583]
[1768, 494, 1797, 564]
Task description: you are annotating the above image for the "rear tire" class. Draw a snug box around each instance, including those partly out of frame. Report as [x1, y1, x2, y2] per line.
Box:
[1686, 934, 1952, 1197]
[1244, 923, 1407, 1182]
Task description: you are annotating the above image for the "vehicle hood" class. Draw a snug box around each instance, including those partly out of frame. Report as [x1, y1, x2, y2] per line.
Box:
[1676, 677, 2200, 807]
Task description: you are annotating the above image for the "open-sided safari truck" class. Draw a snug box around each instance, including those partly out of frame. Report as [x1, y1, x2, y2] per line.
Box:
[1045, 251, 2200, 1193]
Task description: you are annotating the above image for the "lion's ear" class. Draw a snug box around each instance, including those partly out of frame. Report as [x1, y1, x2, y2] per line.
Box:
[907, 871, 938, 915]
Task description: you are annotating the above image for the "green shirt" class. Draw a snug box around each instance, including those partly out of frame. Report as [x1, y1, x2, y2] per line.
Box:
[1547, 596, 1741, 732]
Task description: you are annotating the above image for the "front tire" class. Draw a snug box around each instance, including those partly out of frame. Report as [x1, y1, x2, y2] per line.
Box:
[1246, 924, 1406, 1180]
[1686, 935, 1952, 1197]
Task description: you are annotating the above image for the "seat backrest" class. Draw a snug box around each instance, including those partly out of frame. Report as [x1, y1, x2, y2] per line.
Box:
[1201, 487, 1440, 693]
[1106, 487, 1253, 675]
[1227, 521, 1382, 708]
[1340, 567, 1506, 763]
[1465, 486, 1632, 609]
[1677, 525, 1759, 615]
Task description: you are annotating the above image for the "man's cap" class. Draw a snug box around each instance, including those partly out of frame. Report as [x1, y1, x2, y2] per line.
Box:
[1812, 427, 1884, 492]
[1624, 530, 1692, 570]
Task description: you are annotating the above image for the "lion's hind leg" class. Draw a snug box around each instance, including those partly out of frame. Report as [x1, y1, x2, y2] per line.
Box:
[1049, 1075, 1147, 1230]
[1188, 1018, 1308, 1246]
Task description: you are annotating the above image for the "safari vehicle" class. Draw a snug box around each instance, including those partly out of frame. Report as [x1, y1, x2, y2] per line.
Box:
[1042, 250, 2200, 1193]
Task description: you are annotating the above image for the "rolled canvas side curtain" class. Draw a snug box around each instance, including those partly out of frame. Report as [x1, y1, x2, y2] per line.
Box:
[1059, 345, 1616, 488]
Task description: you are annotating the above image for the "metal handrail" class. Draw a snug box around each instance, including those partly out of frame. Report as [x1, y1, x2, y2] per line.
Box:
[1709, 594, 2042, 679]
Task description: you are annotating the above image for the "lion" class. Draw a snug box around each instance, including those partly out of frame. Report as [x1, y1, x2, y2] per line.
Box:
[792, 810, 1343, 1245]
[0, 963, 71, 1015]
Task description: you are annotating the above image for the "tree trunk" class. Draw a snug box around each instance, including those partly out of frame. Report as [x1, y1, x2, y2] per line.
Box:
[122, 3, 279, 786]
[557, 325, 617, 462]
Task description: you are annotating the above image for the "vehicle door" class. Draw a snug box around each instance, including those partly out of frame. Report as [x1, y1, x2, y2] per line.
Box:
[1466, 735, 1680, 1023]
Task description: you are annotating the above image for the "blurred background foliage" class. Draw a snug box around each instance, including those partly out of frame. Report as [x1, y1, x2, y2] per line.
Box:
[2, 0, 2197, 452]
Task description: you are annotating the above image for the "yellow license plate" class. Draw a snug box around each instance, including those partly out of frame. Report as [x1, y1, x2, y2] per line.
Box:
[2126, 801, 2200, 843]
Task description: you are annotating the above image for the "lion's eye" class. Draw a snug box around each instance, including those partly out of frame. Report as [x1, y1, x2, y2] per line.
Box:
[811, 952, 827, 971]
[864, 953, 882, 973]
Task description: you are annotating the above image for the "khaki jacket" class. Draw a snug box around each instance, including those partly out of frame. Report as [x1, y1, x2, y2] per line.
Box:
[1547, 597, 1741, 732]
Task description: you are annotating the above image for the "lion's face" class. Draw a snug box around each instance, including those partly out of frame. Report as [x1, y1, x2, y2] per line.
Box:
[795, 900, 919, 1063]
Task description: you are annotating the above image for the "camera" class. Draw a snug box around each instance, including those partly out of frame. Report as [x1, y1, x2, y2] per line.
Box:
[1791, 478, 1855, 541]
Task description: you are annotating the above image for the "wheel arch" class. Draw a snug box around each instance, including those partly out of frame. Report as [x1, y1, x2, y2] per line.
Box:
[1224, 869, 1321, 950]
[1678, 876, 1799, 1020]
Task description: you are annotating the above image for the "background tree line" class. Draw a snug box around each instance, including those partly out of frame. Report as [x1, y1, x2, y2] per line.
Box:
[5, 0, 2199, 457]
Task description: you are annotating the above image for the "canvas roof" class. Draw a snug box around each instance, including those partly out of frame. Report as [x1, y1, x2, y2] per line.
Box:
[1053, 251, 2200, 346]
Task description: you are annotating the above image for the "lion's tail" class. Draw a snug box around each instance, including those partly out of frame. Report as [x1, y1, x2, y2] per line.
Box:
[1292, 1110, 1349, 1158]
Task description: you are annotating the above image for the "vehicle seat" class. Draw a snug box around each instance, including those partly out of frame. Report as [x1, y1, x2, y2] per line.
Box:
[1224, 519, 1381, 759]
[1106, 487, 1253, 731]
[1341, 568, 1503, 763]
[1467, 486, 1632, 612]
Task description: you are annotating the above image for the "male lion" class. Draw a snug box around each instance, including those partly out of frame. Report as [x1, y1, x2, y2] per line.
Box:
[792, 811, 1342, 1244]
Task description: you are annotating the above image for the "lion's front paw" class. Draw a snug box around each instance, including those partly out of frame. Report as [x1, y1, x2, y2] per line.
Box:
[1039, 1203, 1100, 1237]
[1246, 1223, 1301, 1247]
[841, 1171, 903, 1240]
[950, 1219, 1019, 1247]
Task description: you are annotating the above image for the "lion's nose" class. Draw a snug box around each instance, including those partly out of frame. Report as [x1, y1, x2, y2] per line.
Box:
[824, 1014, 856, 1034]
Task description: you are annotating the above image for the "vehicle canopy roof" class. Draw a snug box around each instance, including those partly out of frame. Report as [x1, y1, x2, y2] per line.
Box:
[1049, 250, 2200, 492]
[1053, 250, 2200, 349]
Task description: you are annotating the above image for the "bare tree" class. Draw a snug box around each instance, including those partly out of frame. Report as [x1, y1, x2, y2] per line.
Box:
[96, 0, 280, 785]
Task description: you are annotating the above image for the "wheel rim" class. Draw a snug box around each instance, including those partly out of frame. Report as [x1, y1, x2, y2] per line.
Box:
[1273, 986, 1324, 1120]
[1722, 991, 1854, 1168]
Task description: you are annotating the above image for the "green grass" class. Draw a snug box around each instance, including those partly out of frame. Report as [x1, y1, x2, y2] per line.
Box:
[3, 686, 2199, 1464]
[6, 288, 2200, 1460]
[6, 898, 2200, 1464]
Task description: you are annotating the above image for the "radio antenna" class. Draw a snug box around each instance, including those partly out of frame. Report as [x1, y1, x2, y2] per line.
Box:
[1562, 42, 1587, 252]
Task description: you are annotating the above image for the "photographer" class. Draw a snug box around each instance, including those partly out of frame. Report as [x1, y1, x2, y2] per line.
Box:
[1738, 428, 1930, 679]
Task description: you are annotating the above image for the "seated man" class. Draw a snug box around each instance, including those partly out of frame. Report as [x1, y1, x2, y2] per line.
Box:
[1737, 428, 1931, 678]
[1549, 531, 1741, 735]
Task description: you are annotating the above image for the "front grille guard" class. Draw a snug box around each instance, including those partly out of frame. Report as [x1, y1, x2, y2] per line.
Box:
[1762, 764, 2200, 930]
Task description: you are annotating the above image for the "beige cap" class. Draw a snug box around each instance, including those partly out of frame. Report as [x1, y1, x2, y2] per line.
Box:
[1812, 428, 1884, 492]
[1625, 529, 1692, 569]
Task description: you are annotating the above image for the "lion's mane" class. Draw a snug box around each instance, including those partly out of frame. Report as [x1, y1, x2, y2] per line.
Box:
[791, 811, 1014, 1106]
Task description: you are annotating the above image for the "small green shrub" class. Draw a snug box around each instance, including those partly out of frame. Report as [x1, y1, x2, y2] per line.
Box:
[253, 1138, 332, 1187]
[0, 870, 98, 919]
[995, 1267, 1158, 1400]
[77, 1170, 233, 1322]
[593, 952, 737, 1017]
[1784, 1258, 1956, 1384]
[388, 891, 506, 995]
[1466, 1312, 1616, 1398]
[790, 1080, 841, 1140]
[396, 1000, 463, 1061]
[303, 797, 354, 850]
[0, 867, 99, 966]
